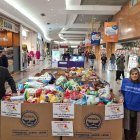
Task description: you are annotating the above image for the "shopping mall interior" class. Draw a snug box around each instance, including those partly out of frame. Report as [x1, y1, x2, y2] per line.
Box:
[1, 0, 140, 140]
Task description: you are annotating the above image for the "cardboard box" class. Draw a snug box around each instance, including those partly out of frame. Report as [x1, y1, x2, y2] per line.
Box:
[1, 103, 60, 140]
[63, 105, 123, 140]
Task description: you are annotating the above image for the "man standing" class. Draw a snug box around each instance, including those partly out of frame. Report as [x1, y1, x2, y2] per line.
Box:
[116, 54, 125, 82]
[101, 54, 107, 71]
[0, 66, 17, 99]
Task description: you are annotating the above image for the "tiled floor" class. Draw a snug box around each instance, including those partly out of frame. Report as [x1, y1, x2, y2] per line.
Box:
[5, 58, 140, 139]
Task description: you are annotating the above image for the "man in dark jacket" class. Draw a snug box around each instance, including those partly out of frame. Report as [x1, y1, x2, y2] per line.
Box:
[0, 51, 8, 68]
[116, 54, 125, 82]
[0, 66, 17, 99]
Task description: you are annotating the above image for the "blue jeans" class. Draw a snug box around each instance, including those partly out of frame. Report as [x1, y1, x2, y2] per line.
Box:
[102, 63, 106, 70]
[89, 59, 94, 66]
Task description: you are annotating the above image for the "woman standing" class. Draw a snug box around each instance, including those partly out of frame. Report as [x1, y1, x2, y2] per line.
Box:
[121, 68, 140, 140]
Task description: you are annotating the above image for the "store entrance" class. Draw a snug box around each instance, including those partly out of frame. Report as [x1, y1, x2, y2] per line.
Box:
[0, 29, 20, 73]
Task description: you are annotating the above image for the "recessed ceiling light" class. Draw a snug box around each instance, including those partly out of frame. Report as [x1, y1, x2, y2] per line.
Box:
[40, 13, 46, 17]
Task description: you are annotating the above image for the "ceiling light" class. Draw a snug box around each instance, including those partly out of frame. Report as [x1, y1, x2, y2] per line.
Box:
[40, 13, 46, 17]
[4, 0, 51, 41]
[127, 28, 132, 32]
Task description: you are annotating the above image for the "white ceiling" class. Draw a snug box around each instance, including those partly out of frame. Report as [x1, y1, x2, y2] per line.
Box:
[0, 0, 128, 45]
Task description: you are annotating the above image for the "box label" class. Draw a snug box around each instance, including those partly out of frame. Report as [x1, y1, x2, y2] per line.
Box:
[52, 121, 73, 136]
[105, 103, 124, 120]
[75, 132, 111, 139]
[1, 101, 21, 118]
[53, 103, 74, 119]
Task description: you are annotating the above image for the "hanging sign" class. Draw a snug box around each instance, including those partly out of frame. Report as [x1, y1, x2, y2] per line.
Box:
[91, 32, 101, 45]
[53, 103, 74, 119]
[52, 121, 73, 136]
[105, 103, 124, 120]
[104, 22, 119, 42]
[1, 101, 21, 118]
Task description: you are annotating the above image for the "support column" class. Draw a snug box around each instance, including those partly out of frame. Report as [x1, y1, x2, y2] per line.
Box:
[106, 42, 115, 58]
[95, 45, 101, 60]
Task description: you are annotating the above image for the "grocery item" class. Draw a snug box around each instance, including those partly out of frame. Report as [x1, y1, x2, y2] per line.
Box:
[3, 68, 120, 106]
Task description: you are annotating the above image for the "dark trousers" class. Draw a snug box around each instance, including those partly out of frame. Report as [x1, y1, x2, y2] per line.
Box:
[124, 111, 137, 140]
[116, 70, 125, 81]
[120, 70, 125, 79]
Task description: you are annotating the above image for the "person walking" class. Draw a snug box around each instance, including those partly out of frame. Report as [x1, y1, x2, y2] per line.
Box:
[0, 66, 17, 99]
[116, 54, 125, 82]
[121, 68, 140, 140]
[101, 54, 107, 71]
[88, 51, 96, 69]
[110, 53, 116, 70]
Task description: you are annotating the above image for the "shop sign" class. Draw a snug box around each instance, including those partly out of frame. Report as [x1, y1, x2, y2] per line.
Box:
[1, 101, 21, 118]
[53, 103, 74, 119]
[0, 17, 3, 27]
[91, 32, 101, 45]
[0, 37, 8, 41]
[104, 22, 119, 42]
[105, 103, 124, 120]
[52, 121, 73, 136]
[0, 17, 19, 33]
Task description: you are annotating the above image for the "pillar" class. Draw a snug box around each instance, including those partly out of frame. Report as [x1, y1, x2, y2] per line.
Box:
[106, 42, 115, 58]
[95, 45, 101, 60]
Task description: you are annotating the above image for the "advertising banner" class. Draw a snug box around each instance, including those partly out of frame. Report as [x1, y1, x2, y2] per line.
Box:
[1, 101, 21, 118]
[53, 103, 74, 119]
[105, 103, 124, 120]
[52, 121, 73, 136]
[91, 32, 101, 45]
[85, 37, 91, 47]
[104, 22, 119, 42]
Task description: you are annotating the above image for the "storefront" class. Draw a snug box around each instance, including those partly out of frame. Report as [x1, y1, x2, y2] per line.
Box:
[0, 16, 20, 73]
[20, 26, 37, 71]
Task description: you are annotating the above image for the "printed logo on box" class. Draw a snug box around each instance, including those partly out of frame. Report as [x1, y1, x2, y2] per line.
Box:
[21, 110, 39, 127]
[84, 113, 103, 130]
